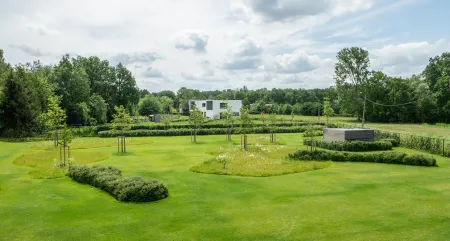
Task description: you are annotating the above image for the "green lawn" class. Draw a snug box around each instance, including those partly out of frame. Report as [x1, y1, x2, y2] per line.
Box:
[1, 134, 450, 240]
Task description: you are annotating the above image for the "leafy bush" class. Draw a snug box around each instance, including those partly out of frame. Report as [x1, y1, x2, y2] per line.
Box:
[380, 138, 400, 147]
[288, 150, 437, 167]
[68, 165, 169, 202]
[303, 140, 392, 152]
[98, 126, 324, 137]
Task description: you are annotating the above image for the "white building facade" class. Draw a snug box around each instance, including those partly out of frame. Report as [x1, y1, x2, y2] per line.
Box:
[188, 100, 242, 119]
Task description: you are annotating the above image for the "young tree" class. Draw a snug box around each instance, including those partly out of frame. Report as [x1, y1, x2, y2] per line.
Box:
[290, 111, 295, 123]
[161, 114, 172, 132]
[44, 96, 67, 146]
[189, 105, 204, 143]
[111, 105, 133, 153]
[323, 97, 335, 127]
[221, 105, 236, 141]
[239, 106, 253, 150]
[304, 122, 316, 152]
[260, 112, 267, 125]
[269, 112, 277, 143]
[57, 123, 73, 167]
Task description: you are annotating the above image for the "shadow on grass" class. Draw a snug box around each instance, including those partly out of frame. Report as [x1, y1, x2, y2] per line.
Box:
[112, 152, 137, 156]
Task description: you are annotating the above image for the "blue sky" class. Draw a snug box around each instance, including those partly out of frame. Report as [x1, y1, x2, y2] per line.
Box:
[0, 0, 449, 92]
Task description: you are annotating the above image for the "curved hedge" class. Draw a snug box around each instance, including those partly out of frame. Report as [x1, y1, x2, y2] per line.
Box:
[288, 150, 437, 167]
[98, 126, 324, 137]
[68, 165, 169, 202]
[303, 140, 393, 152]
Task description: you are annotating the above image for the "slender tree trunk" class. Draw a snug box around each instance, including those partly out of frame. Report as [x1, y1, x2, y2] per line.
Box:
[194, 129, 197, 143]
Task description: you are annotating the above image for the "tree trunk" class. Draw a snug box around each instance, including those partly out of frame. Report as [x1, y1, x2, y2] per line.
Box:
[194, 129, 197, 143]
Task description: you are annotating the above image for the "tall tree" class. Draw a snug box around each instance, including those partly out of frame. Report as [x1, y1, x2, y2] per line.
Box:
[335, 47, 370, 118]
[115, 63, 140, 114]
[0, 66, 52, 136]
[50, 55, 90, 125]
[138, 95, 161, 116]
[89, 94, 107, 125]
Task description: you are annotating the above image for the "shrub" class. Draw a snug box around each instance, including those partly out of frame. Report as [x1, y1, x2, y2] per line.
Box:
[68, 165, 169, 202]
[98, 126, 324, 137]
[381, 138, 400, 147]
[288, 150, 437, 167]
[303, 140, 392, 152]
[114, 177, 169, 202]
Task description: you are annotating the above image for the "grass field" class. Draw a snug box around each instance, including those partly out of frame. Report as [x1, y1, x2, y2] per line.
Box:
[1, 134, 450, 240]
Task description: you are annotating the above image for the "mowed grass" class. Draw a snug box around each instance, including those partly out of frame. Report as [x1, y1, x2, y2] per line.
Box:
[1, 134, 450, 240]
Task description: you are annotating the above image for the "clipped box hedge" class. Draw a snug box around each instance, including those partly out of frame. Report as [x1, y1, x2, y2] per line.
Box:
[303, 140, 393, 152]
[68, 165, 169, 202]
[98, 126, 324, 137]
[288, 150, 437, 167]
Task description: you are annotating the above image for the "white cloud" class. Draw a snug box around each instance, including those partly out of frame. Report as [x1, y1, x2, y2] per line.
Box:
[142, 66, 164, 78]
[273, 50, 330, 73]
[26, 23, 59, 36]
[173, 30, 210, 53]
[370, 39, 450, 76]
[0, 0, 441, 92]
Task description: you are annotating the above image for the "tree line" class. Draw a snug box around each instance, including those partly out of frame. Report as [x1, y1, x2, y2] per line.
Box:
[1, 47, 450, 137]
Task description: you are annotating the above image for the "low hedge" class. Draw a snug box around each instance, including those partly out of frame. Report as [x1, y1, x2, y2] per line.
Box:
[303, 140, 393, 152]
[380, 138, 400, 147]
[98, 126, 324, 137]
[288, 150, 437, 167]
[68, 165, 169, 202]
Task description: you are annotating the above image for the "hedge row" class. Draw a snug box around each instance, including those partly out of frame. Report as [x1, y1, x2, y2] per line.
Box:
[68, 165, 169, 202]
[98, 126, 324, 137]
[288, 150, 437, 167]
[303, 140, 393, 152]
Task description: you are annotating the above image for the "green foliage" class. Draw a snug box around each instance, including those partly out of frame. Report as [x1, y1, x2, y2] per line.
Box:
[161, 114, 172, 130]
[323, 97, 335, 125]
[375, 130, 449, 156]
[68, 165, 169, 202]
[138, 95, 161, 116]
[0, 66, 52, 137]
[335, 47, 370, 116]
[380, 138, 400, 147]
[288, 150, 437, 167]
[158, 96, 174, 114]
[98, 125, 324, 137]
[303, 140, 393, 152]
[239, 106, 253, 135]
[89, 94, 107, 124]
[43, 96, 67, 133]
[57, 124, 73, 146]
[111, 105, 133, 135]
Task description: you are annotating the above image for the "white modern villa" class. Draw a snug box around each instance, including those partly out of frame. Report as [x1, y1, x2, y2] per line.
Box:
[188, 100, 242, 119]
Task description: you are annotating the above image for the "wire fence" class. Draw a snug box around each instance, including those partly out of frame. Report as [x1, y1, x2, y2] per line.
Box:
[333, 122, 450, 157]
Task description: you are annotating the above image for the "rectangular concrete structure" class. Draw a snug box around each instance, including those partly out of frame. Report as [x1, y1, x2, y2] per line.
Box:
[323, 128, 375, 141]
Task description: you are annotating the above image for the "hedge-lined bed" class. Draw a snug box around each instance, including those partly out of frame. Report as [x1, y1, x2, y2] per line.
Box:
[68, 165, 169, 202]
[303, 139, 393, 152]
[288, 150, 437, 167]
[98, 126, 324, 137]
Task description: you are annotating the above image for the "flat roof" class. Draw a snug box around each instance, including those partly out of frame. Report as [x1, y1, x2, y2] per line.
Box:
[324, 128, 374, 131]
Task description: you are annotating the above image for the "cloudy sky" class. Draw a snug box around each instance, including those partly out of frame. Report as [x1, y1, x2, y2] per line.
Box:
[1, 0, 449, 92]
